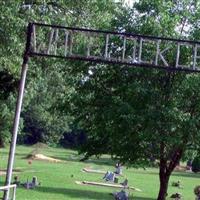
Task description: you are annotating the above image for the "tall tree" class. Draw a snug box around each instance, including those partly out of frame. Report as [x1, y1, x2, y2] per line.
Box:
[65, 1, 200, 200]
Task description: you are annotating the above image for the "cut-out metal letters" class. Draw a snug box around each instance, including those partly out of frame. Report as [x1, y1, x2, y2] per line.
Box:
[29, 23, 200, 72]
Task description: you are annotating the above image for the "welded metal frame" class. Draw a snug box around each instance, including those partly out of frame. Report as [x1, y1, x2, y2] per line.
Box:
[3, 24, 32, 200]
[30, 22, 200, 72]
[1, 185, 17, 200]
[3, 22, 200, 200]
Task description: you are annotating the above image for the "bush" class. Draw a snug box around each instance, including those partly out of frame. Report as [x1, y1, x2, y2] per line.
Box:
[60, 130, 87, 149]
[192, 157, 200, 173]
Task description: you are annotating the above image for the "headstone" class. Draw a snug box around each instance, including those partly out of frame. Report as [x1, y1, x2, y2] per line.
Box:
[115, 163, 123, 175]
[172, 181, 182, 188]
[121, 179, 128, 187]
[186, 159, 192, 170]
[114, 190, 129, 200]
[23, 176, 40, 189]
[32, 176, 38, 186]
[170, 193, 182, 200]
[103, 171, 115, 182]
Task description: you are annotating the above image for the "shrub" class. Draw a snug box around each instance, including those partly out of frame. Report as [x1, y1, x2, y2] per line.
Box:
[192, 157, 200, 173]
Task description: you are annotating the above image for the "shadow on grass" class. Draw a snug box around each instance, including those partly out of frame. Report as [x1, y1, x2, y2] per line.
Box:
[132, 169, 200, 179]
[52, 155, 116, 167]
[37, 186, 111, 199]
[36, 186, 154, 200]
[171, 171, 200, 179]
[130, 170, 158, 176]
[134, 197, 155, 200]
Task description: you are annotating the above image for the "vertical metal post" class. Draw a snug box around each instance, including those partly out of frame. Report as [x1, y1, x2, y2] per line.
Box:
[105, 34, 109, 58]
[132, 39, 137, 62]
[3, 23, 32, 200]
[32, 24, 37, 53]
[138, 38, 143, 63]
[69, 31, 73, 55]
[122, 36, 126, 60]
[47, 29, 55, 54]
[64, 30, 69, 57]
[175, 43, 180, 68]
[3, 62, 28, 200]
[13, 186, 16, 200]
[54, 29, 59, 55]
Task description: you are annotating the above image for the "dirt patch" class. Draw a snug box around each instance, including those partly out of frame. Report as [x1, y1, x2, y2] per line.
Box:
[0, 171, 6, 176]
[27, 154, 65, 163]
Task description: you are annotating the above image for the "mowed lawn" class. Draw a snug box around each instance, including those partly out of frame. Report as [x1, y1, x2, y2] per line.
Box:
[0, 146, 199, 200]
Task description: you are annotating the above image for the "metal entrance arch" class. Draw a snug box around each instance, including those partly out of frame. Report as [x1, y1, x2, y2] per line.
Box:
[3, 22, 200, 200]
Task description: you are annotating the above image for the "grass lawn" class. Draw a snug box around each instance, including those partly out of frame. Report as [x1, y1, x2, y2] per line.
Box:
[0, 145, 199, 200]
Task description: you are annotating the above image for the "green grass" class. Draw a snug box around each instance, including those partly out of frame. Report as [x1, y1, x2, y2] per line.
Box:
[0, 145, 199, 200]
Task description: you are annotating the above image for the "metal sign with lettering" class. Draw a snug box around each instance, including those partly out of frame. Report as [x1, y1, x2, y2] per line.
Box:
[27, 23, 200, 72]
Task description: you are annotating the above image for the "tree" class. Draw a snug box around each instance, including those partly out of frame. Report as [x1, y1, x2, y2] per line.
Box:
[0, 0, 119, 146]
[65, 1, 200, 200]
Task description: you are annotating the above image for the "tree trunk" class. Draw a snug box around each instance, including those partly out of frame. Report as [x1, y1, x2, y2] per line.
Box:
[0, 136, 5, 148]
[157, 172, 170, 200]
[157, 148, 183, 200]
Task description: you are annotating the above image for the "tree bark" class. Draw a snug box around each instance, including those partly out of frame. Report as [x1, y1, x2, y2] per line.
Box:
[157, 142, 170, 200]
[157, 148, 183, 200]
[157, 172, 170, 200]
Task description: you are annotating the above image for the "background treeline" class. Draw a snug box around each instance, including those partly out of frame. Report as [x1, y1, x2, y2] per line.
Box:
[0, 0, 119, 148]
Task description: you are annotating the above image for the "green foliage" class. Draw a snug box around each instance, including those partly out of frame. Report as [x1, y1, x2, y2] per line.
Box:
[64, 0, 200, 166]
[61, 1, 200, 199]
[0, 0, 123, 147]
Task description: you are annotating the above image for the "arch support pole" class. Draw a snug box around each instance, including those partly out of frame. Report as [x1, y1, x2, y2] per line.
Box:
[3, 23, 33, 200]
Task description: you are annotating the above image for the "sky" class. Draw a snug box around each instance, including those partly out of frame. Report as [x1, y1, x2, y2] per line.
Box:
[124, 0, 134, 7]
[115, 0, 135, 7]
